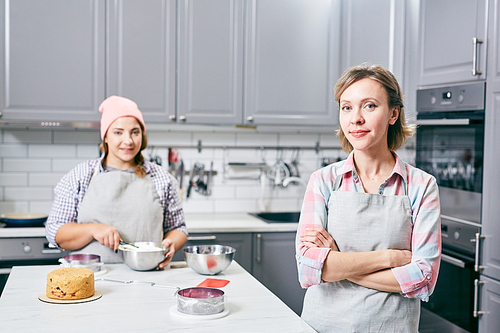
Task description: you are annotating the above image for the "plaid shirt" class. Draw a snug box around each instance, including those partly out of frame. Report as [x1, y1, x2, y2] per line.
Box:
[296, 152, 441, 302]
[45, 156, 187, 247]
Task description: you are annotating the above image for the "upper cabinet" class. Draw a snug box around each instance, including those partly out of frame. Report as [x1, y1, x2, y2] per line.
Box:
[243, 0, 340, 126]
[0, 0, 341, 127]
[107, 0, 176, 123]
[417, 0, 488, 86]
[176, 0, 244, 125]
[338, 0, 407, 101]
[0, 0, 105, 122]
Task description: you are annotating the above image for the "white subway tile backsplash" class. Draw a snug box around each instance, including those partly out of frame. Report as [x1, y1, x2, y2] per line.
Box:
[0, 173, 28, 186]
[193, 132, 236, 146]
[0, 144, 28, 157]
[77, 145, 101, 158]
[148, 131, 192, 146]
[3, 130, 52, 144]
[236, 133, 278, 146]
[29, 144, 76, 158]
[209, 185, 237, 199]
[264, 198, 302, 212]
[29, 201, 54, 214]
[54, 130, 100, 144]
[214, 199, 257, 213]
[183, 198, 214, 214]
[29, 173, 66, 186]
[3, 158, 51, 172]
[0, 201, 29, 213]
[4, 187, 53, 201]
[0, 127, 360, 215]
[51, 158, 89, 172]
[279, 133, 319, 147]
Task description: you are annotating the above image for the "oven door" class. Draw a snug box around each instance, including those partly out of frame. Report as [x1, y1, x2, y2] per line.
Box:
[416, 113, 484, 194]
[421, 247, 479, 333]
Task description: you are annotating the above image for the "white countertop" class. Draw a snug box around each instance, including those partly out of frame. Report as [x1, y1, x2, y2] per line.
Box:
[0, 262, 314, 333]
[0, 213, 299, 238]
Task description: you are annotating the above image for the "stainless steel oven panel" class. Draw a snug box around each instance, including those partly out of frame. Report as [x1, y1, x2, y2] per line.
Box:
[416, 82, 485, 112]
[439, 187, 482, 224]
[0, 237, 66, 261]
[441, 217, 480, 255]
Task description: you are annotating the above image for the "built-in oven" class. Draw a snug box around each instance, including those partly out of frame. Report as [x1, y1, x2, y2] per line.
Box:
[0, 231, 67, 295]
[416, 82, 485, 333]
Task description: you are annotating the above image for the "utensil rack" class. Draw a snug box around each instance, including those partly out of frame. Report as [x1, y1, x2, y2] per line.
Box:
[152, 140, 342, 153]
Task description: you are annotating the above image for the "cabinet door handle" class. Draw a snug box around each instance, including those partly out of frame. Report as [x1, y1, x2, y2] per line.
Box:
[187, 236, 216, 241]
[256, 233, 261, 263]
[246, 116, 254, 122]
[472, 37, 483, 76]
[471, 232, 485, 272]
[169, 115, 176, 121]
[179, 115, 187, 122]
[473, 279, 484, 317]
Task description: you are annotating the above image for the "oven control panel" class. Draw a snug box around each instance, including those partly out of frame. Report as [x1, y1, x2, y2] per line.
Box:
[0, 237, 67, 261]
[417, 82, 485, 112]
[440, 218, 479, 255]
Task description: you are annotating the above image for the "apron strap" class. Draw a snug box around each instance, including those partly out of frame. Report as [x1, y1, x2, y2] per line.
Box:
[333, 173, 342, 191]
[399, 160, 409, 196]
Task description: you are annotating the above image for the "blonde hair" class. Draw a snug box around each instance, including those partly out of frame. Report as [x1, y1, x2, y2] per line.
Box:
[99, 123, 148, 177]
[334, 63, 416, 153]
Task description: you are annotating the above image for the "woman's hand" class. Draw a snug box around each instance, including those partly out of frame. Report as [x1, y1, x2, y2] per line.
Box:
[157, 238, 175, 269]
[300, 226, 339, 251]
[89, 224, 121, 252]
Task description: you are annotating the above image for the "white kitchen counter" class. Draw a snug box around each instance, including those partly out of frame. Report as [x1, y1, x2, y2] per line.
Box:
[0, 262, 314, 333]
[0, 213, 299, 238]
[184, 213, 299, 233]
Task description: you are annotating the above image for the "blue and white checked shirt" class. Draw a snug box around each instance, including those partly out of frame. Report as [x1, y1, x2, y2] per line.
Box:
[45, 156, 187, 247]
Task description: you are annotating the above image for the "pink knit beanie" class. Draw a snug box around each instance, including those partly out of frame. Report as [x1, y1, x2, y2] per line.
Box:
[98, 96, 146, 140]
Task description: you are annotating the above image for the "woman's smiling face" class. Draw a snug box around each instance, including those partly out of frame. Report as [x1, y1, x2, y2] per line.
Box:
[339, 78, 399, 154]
[104, 116, 142, 169]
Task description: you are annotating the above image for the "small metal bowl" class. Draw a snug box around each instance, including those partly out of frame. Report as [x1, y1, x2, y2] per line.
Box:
[118, 242, 168, 271]
[175, 287, 226, 315]
[59, 254, 104, 273]
[183, 245, 235, 275]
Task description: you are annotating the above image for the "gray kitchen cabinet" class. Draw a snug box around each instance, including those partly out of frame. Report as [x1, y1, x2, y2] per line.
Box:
[478, 276, 500, 333]
[107, 0, 176, 123]
[339, 0, 406, 87]
[176, 0, 244, 125]
[0, 0, 105, 122]
[172, 232, 252, 273]
[243, 0, 340, 126]
[417, 0, 488, 86]
[479, 1, 500, 331]
[252, 232, 306, 316]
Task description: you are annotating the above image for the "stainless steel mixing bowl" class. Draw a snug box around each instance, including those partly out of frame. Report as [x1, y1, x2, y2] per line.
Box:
[183, 245, 236, 275]
[118, 242, 168, 271]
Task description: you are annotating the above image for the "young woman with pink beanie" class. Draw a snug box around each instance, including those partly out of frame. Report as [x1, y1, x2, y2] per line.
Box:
[45, 96, 187, 268]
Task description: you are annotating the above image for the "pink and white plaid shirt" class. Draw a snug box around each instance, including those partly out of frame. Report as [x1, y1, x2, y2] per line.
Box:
[295, 152, 441, 302]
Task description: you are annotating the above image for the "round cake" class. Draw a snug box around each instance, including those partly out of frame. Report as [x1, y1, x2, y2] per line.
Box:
[46, 267, 95, 300]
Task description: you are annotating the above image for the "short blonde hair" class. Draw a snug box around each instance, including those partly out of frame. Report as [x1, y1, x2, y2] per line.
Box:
[334, 64, 416, 153]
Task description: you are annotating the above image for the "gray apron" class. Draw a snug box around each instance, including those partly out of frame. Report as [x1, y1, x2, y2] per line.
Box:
[301, 164, 420, 333]
[74, 167, 164, 263]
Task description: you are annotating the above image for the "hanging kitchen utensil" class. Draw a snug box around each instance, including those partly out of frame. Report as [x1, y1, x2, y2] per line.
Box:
[267, 150, 290, 186]
[205, 161, 213, 196]
[148, 146, 162, 166]
[168, 148, 179, 173]
[187, 162, 204, 198]
[290, 148, 301, 177]
[177, 160, 185, 200]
